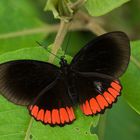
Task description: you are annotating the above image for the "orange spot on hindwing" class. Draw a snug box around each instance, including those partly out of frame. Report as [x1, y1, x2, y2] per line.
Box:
[52, 109, 60, 124]
[108, 88, 120, 98]
[89, 98, 101, 114]
[31, 105, 39, 118]
[44, 110, 51, 124]
[37, 109, 44, 121]
[66, 107, 75, 121]
[96, 95, 108, 109]
[103, 91, 115, 104]
[82, 100, 92, 115]
[111, 82, 121, 92]
[60, 108, 69, 124]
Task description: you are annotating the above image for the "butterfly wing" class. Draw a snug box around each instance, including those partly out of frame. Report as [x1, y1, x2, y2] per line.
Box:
[0, 60, 59, 105]
[0, 60, 75, 125]
[75, 74, 121, 115]
[29, 78, 75, 125]
[70, 31, 130, 115]
[71, 31, 130, 78]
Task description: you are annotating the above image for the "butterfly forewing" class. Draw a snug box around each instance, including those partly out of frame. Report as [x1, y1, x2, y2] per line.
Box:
[0, 60, 59, 105]
[71, 31, 130, 78]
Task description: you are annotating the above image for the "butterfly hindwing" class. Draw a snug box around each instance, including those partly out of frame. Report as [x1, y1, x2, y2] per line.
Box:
[75, 74, 122, 115]
[28, 78, 75, 125]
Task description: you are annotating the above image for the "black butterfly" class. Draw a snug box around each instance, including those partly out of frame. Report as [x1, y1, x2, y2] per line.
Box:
[0, 31, 130, 125]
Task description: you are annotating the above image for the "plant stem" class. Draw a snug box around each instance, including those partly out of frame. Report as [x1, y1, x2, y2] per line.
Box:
[97, 112, 108, 140]
[77, 11, 106, 35]
[0, 25, 59, 39]
[131, 56, 140, 69]
[24, 118, 34, 140]
[48, 20, 69, 63]
[0, 12, 105, 40]
[70, 0, 86, 10]
[0, 21, 87, 40]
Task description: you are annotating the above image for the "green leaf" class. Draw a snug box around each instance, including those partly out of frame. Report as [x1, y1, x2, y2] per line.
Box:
[0, 97, 29, 140]
[44, 0, 73, 20]
[121, 40, 140, 115]
[0, 97, 99, 140]
[85, 0, 130, 16]
[30, 109, 99, 140]
[0, 47, 49, 64]
[0, 0, 45, 54]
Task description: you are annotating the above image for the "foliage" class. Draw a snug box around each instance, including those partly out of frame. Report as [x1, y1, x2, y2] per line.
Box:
[45, 0, 73, 20]
[96, 97, 140, 140]
[121, 41, 140, 115]
[0, 0, 44, 54]
[0, 0, 139, 140]
[85, 0, 130, 16]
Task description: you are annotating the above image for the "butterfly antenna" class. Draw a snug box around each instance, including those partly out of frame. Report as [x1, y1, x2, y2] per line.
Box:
[64, 21, 73, 56]
[36, 41, 61, 60]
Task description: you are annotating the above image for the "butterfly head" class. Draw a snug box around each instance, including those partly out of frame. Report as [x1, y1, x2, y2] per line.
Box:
[60, 56, 68, 67]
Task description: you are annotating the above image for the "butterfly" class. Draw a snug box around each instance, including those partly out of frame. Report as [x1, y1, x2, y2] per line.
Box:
[0, 31, 130, 126]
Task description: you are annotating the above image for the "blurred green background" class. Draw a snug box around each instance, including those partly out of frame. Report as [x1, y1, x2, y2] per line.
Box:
[0, 0, 140, 140]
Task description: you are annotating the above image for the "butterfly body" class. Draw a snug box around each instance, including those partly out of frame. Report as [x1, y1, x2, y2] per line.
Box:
[0, 31, 130, 125]
[57, 57, 77, 105]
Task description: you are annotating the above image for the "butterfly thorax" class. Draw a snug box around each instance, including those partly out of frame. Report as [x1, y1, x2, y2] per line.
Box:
[59, 57, 69, 75]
